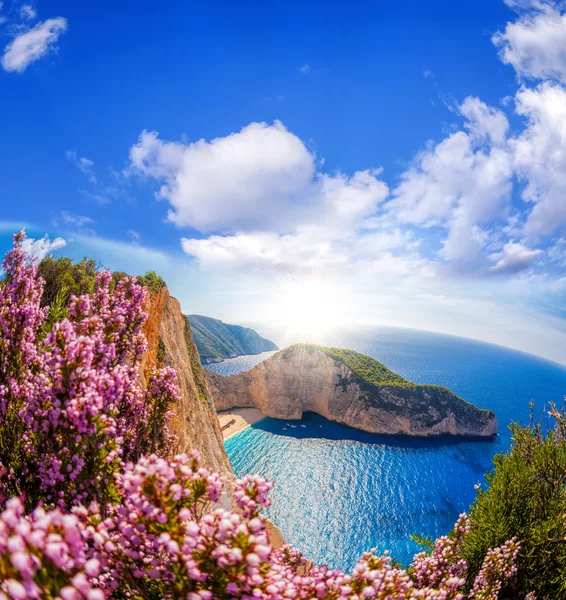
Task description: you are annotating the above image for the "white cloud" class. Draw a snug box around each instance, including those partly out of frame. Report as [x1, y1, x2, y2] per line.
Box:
[128, 121, 388, 234]
[182, 228, 341, 270]
[317, 170, 388, 229]
[460, 96, 510, 145]
[20, 4, 36, 20]
[181, 223, 424, 277]
[389, 106, 511, 227]
[128, 130, 184, 180]
[489, 240, 543, 273]
[502, 0, 560, 9]
[493, 5, 566, 83]
[548, 237, 566, 265]
[22, 234, 66, 261]
[129, 122, 314, 232]
[2, 17, 67, 73]
[441, 217, 490, 266]
[511, 82, 566, 235]
[389, 138, 512, 268]
[386, 97, 515, 270]
[299, 64, 311, 74]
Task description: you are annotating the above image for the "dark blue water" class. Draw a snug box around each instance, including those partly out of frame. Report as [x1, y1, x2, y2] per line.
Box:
[217, 327, 566, 572]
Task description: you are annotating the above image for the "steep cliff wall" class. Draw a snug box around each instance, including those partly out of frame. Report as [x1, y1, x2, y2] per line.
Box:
[141, 288, 234, 490]
[207, 345, 497, 438]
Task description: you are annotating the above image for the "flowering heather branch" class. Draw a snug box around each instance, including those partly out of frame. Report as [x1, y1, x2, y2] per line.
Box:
[128, 366, 179, 461]
[0, 231, 46, 414]
[0, 230, 178, 509]
[0, 497, 103, 599]
[0, 232, 47, 498]
[469, 538, 520, 600]
[411, 512, 469, 589]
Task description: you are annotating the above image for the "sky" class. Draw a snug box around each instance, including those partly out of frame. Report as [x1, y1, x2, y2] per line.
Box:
[1, 0, 566, 364]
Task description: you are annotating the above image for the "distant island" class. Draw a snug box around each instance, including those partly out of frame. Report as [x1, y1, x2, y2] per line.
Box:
[187, 314, 279, 364]
[207, 344, 497, 438]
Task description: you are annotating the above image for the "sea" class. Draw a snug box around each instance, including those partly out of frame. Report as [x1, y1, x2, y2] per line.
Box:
[206, 327, 566, 572]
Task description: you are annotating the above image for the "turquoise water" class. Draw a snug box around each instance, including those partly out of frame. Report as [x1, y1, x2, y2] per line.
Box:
[215, 328, 566, 572]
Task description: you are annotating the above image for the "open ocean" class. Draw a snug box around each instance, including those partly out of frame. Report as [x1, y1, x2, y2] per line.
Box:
[207, 327, 566, 571]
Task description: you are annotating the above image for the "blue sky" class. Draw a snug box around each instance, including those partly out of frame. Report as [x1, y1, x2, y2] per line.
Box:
[1, 0, 566, 364]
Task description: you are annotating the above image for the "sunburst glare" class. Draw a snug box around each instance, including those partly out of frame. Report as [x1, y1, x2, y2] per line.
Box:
[274, 275, 347, 342]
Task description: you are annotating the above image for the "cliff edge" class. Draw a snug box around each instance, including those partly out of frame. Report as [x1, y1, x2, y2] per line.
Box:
[207, 344, 497, 438]
[141, 288, 234, 489]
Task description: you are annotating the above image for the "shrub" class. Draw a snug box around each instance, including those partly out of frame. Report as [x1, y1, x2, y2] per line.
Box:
[38, 255, 100, 307]
[460, 407, 566, 599]
[38, 256, 166, 310]
[137, 270, 166, 294]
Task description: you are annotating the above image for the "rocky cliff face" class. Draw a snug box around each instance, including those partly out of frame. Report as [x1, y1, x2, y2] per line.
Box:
[207, 345, 497, 438]
[141, 288, 234, 492]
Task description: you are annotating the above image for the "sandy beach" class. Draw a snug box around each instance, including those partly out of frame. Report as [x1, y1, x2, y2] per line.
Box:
[218, 407, 265, 440]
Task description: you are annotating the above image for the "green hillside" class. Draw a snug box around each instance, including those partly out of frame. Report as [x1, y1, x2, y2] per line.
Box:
[188, 315, 278, 362]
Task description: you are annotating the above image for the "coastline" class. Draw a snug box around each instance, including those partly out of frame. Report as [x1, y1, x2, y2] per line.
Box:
[218, 407, 266, 440]
[203, 349, 278, 366]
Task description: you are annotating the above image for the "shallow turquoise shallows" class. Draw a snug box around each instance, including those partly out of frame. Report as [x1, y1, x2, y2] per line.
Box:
[209, 327, 566, 572]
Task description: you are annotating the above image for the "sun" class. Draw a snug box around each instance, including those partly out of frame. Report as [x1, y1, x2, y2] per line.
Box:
[274, 275, 346, 340]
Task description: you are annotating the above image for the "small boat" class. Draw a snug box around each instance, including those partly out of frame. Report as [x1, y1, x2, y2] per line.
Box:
[300, 425, 306, 428]
[290, 425, 297, 428]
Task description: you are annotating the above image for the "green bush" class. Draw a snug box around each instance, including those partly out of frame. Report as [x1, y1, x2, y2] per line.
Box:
[460, 405, 566, 599]
[137, 269, 166, 293]
[38, 256, 166, 306]
[38, 256, 100, 307]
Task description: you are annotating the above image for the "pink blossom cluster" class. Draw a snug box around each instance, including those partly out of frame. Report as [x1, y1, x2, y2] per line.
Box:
[0, 230, 179, 508]
[0, 231, 46, 441]
[469, 538, 520, 600]
[0, 497, 102, 600]
[0, 231, 527, 599]
[411, 513, 469, 590]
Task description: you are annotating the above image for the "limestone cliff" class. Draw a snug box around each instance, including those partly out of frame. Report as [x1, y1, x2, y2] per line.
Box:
[207, 344, 497, 438]
[141, 287, 234, 490]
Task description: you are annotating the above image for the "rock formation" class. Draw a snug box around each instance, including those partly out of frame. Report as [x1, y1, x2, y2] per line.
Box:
[141, 288, 234, 490]
[207, 344, 497, 438]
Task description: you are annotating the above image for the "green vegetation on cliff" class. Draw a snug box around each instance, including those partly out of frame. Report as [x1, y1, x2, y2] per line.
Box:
[293, 344, 410, 387]
[38, 256, 166, 304]
[189, 314, 278, 362]
[458, 407, 566, 599]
